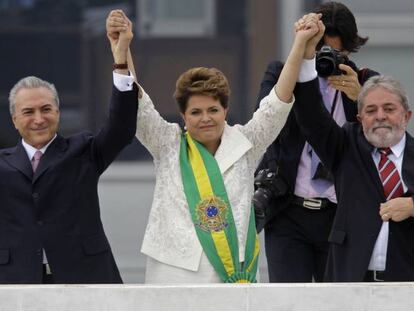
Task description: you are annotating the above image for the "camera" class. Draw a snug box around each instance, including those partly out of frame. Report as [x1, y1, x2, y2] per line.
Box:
[252, 169, 288, 231]
[316, 45, 348, 77]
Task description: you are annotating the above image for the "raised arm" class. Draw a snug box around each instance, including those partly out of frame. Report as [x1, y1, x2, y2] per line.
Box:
[274, 14, 322, 103]
[106, 10, 181, 158]
[241, 15, 325, 160]
[90, 10, 138, 173]
[106, 10, 133, 76]
[106, 10, 142, 99]
[292, 14, 346, 172]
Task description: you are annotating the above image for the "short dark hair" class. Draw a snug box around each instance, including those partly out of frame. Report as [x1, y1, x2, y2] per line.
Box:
[315, 1, 368, 52]
[173, 67, 230, 113]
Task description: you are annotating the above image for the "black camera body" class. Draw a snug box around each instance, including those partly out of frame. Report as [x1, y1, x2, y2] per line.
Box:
[252, 169, 288, 232]
[316, 45, 348, 77]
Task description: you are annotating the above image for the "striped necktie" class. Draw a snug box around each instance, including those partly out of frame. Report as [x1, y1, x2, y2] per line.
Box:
[378, 148, 404, 200]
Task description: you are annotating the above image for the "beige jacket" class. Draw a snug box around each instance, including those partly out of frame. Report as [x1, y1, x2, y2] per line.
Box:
[136, 88, 293, 271]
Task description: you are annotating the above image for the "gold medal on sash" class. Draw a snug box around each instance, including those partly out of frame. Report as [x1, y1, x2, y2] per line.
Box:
[196, 196, 228, 233]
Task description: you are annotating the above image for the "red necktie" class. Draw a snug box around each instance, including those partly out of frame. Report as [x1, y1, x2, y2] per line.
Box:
[31, 150, 43, 172]
[378, 148, 404, 200]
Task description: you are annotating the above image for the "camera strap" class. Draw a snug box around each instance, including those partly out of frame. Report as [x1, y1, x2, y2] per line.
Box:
[330, 90, 340, 116]
[179, 132, 259, 283]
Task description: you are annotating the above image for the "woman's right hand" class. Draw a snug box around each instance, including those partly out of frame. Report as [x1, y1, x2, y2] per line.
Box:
[295, 13, 325, 59]
[106, 10, 134, 64]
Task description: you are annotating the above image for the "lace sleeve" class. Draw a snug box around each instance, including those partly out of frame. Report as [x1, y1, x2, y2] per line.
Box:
[136, 91, 181, 159]
[238, 87, 293, 160]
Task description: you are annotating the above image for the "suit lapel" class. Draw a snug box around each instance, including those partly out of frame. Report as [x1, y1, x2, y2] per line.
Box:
[3, 142, 33, 180]
[33, 135, 68, 183]
[357, 126, 385, 199]
[342, 94, 358, 122]
[214, 124, 252, 174]
[402, 133, 414, 194]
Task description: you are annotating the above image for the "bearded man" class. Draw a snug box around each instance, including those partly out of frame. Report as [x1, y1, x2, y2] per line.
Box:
[294, 71, 414, 282]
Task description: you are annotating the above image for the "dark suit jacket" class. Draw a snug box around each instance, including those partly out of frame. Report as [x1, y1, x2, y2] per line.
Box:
[294, 78, 414, 281]
[256, 60, 378, 226]
[0, 84, 138, 284]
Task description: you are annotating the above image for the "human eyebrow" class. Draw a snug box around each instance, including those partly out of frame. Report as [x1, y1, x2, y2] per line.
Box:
[20, 108, 34, 114]
[41, 104, 54, 110]
[208, 106, 220, 111]
[383, 103, 398, 110]
[363, 105, 376, 112]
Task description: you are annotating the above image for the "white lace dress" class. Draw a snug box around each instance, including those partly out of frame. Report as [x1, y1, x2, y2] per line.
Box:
[136, 87, 293, 283]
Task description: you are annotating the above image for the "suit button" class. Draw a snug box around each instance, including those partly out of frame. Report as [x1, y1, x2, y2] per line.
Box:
[37, 220, 43, 226]
[33, 193, 39, 199]
[36, 249, 42, 256]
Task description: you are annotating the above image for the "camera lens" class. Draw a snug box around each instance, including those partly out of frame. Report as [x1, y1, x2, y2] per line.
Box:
[252, 187, 273, 218]
[316, 57, 335, 77]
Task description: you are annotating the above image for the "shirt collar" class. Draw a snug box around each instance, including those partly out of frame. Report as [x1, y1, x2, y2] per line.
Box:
[22, 134, 57, 160]
[375, 134, 406, 158]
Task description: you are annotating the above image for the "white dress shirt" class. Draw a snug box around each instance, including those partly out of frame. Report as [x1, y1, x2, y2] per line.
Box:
[368, 134, 407, 271]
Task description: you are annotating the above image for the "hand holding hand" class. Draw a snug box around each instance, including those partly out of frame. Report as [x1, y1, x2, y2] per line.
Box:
[294, 13, 321, 42]
[379, 197, 414, 222]
[274, 13, 322, 103]
[106, 10, 133, 64]
[295, 13, 325, 59]
[327, 64, 361, 101]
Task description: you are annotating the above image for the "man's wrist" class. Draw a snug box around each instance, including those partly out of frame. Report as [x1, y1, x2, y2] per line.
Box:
[113, 62, 128, 70]
[304, 48, 316, 60]
[113, 50, 128, 65]
[304, 43, 318, 59]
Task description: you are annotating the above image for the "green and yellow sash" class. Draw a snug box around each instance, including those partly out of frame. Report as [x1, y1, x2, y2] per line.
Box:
[179, 132, 259, 283]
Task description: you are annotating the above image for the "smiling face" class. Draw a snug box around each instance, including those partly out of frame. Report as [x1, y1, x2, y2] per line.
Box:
[357, 87, 411, 148]
[181, 94, 228, 154]
[12, 87, 60, 149]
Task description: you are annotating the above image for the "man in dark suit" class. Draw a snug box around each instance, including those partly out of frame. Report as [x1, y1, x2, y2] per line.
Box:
[254, 1, 378, 282]
[0, 11, 137, 284]
[294, 15, 414, 282]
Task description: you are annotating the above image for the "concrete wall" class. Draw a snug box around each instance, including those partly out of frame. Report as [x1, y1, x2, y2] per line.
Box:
[0, 283, 413, 311]
[98, 162, 154, 283]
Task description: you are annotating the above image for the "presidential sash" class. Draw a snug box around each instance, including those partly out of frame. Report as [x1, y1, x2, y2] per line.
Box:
[179, 132, 259, 283]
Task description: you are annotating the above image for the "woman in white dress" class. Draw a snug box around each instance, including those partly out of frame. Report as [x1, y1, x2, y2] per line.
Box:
[106, 10, 323, 283]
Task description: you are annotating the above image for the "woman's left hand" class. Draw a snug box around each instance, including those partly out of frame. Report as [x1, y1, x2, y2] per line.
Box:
[327, 64, 361, 101]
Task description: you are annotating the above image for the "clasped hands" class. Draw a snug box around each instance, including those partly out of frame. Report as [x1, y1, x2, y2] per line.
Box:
[106, 10, 133, 63]
[294, 13, 361, 101]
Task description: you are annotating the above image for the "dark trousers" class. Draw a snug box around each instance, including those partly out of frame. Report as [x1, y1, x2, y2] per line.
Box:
[264, 202, 336, 282]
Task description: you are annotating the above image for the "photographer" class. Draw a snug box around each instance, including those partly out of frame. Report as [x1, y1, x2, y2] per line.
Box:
[254, 1, 378, 282]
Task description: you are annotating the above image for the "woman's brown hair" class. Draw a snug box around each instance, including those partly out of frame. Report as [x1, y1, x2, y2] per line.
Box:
[174, 67, 230, 113]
